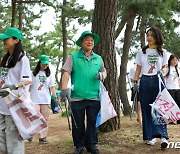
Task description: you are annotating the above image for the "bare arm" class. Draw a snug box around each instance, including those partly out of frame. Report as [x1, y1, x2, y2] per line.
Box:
[61, 71, 70, 90]
[161, 65, 167, 74]
[102, 69, 107, 80]
[15, 80, 31, 88]
[133, 65, 142, 82]
[101, 60, 107, 80]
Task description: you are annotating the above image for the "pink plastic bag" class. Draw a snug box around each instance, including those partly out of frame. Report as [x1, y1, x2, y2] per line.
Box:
[4, 88, 47, 140]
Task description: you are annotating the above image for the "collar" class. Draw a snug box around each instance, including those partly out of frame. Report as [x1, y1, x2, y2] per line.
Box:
[82, 49, 93, 57]
[78, 49, 97, 59]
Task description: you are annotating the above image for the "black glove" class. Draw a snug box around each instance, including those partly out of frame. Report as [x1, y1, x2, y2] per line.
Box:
[0, 84, 17, 98]
[2, 84, 17, 91]
[60, 89, 71, 102]
[96, 72, 104, 82]
[0, 89, 9, 97]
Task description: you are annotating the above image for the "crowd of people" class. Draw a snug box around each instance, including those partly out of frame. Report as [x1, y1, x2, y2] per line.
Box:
[0, 27, 179, 154]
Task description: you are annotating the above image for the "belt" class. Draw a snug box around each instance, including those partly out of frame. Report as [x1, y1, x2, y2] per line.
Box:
[142, 74, 158, 78]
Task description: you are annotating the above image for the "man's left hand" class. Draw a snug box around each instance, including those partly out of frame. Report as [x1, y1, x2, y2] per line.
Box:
[96, 72, 104, 82]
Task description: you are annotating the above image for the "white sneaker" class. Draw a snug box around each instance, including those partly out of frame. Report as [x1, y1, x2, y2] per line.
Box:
[146, 138, 157, 145]
[160, 138, 168, 149]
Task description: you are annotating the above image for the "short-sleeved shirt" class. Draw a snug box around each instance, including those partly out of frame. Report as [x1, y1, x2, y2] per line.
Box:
[30, 71, 56, 104]
[0, 56, 32, 115]
[128, 64, 137, 87]
[165, 66, 180, 89]
[128, 65, 136, 79]
[135, 48, 168, 76]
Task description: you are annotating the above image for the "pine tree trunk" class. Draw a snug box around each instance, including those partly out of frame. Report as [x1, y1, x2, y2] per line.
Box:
[118, 13, 136, 116]
[140, 16, 146, 48]
[11, 0, 17, 27]
[59, 0, 68, 89]
[61, 0, 67, 65]
[92, 0, 120, 132]
[18, 0, 23, 30]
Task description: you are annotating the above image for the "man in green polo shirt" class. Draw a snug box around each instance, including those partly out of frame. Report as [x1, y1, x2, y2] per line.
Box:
[61, 31, 106, 154]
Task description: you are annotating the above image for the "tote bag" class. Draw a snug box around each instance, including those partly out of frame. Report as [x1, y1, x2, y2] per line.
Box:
[96, 82, 117, 127]
[150, 74, 180, 124]
[150, 88, 180, 124]
[4, 88, 48, 140]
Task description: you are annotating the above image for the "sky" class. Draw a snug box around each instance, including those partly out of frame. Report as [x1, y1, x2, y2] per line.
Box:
[39, 0, 94, 39]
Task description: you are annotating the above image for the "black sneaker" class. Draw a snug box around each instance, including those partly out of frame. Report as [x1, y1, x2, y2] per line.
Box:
[177, 120, 180, 124]
[74, 147, 84, 154]
[169, 122, 176, 125]
[27, 137, 33, 142]
[85, 145, 99, 154]
[39, 137, 48, 144]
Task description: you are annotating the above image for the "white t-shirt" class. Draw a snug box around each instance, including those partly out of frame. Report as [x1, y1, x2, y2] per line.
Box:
[165, 66, 180, 89]
[128, 64, 141, 87]
[135, 48, 168, 76]
[128, 65, 136, 87]
[0, 56, 32, 115]
[128, 65, 136, 79]
[30, 71, 56, 104]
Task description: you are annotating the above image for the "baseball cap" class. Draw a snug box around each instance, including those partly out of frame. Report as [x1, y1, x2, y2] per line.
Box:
[0, 27, 23, 40]
[39, 55, 49, 65]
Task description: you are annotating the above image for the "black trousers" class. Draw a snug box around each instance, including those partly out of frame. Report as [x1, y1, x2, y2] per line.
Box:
[168, 89, 180, 124]
[168, 89, 180, 108]
[71, 100, 100, 147]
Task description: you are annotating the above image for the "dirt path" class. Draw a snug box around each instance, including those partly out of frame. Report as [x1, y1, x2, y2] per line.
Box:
[25, 113, 180, 154]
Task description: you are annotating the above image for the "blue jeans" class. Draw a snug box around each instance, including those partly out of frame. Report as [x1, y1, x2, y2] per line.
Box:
[140, 75, 168, 140]
[71, 100, 100, 147]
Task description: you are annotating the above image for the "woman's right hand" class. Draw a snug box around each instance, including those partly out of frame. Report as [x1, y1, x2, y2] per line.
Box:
[131, 77, 138, 83]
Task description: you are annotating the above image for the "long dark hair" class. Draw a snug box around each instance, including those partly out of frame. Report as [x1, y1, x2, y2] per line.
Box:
[142, 27, 164, 56]
[0, 37, 24, 68]
[32, 61, 50, 77]
[166, 54, 179, 78]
